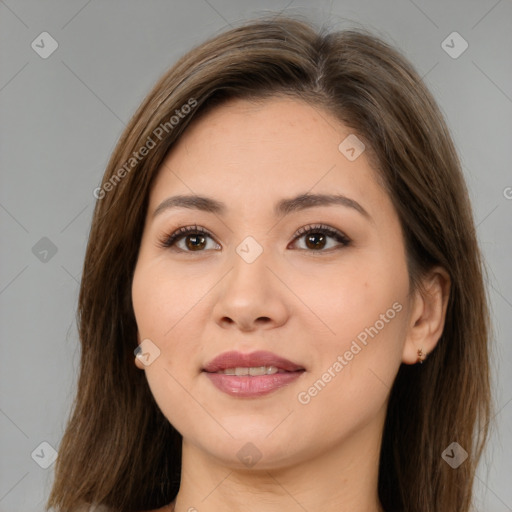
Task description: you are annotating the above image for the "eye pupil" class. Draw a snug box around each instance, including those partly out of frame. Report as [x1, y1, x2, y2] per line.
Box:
[186, 234, 207, 250]
[305, 233, 326, 250]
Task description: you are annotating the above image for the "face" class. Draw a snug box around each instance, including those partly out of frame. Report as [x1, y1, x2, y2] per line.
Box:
[131, 96, 412, 469]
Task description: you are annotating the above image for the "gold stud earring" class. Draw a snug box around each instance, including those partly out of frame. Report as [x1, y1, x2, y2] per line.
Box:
[417, 348, 426, 364]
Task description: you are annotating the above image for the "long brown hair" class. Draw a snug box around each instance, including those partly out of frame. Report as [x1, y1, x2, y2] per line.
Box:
[46, 15, 492, 512]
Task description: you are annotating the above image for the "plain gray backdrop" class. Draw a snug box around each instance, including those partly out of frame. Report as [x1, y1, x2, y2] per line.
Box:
[0, 1, 511, 511]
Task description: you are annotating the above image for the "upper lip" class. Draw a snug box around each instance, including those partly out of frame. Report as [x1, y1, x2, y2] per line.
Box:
[202, 350, 305, 373]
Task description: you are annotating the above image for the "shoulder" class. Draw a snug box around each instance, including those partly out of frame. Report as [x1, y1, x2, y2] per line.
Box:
[142, 502, 175, 512]
[82, 501, 175, 512]
[82, 504, 173, 512]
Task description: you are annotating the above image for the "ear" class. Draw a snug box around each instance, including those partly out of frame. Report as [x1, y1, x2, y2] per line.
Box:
[402, 266, 451, 364]
[134, 331, 145, 370]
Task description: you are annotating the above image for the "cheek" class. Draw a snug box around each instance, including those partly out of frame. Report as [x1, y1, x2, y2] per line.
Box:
[132, 259, 200, 340]
[132, 262, 205, 429]
[294, 290, 407, 442]
[303, 252, 408, 341]
[297, 252, 409, 400]
[131, 261, 198, 383]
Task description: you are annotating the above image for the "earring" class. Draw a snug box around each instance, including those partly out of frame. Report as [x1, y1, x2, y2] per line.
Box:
[417, 348, 426, 364]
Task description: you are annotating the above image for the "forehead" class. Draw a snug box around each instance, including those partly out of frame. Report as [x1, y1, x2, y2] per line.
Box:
[148, 96, 387, 218]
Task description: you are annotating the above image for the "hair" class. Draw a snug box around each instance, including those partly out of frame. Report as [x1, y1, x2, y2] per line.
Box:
[46, 15, 492, 512]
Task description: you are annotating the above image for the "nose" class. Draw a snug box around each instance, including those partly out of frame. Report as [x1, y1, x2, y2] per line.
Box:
[212, 247, 289, 332]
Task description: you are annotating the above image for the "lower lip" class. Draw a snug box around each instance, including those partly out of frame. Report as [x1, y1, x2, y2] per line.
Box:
[203, 371, 304, 398]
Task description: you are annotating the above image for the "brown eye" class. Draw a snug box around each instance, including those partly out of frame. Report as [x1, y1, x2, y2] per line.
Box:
[304, 232, 327, 250]
[184, 233, 207, 251]
[290, 224, 351, 252]
[158, 223, 350, 254]
[158, 225, 220, 252]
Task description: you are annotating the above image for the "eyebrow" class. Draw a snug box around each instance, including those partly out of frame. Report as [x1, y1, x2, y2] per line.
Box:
[152, 192, 371, 220]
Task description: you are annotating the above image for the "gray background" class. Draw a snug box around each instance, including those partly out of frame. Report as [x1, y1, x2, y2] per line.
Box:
[0, 1, 511, 511]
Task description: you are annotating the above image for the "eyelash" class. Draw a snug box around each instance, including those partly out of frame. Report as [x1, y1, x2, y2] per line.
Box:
[157, 223, 351, 253]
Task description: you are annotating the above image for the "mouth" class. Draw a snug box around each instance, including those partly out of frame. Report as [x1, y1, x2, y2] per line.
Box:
[202, 350, 305, 398]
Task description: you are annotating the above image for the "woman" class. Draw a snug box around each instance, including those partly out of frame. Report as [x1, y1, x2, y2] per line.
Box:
[46, 15, 491, 512]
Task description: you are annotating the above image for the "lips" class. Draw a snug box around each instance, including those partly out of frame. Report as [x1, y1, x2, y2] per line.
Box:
[202, 350, 305, 373]
[202, 350, 305, 398]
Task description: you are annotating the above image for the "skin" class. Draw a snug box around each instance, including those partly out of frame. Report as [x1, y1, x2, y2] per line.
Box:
[131, 96, 450, 512]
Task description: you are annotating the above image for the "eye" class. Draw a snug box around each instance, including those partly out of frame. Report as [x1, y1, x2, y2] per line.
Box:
[157, 223, 351, 253]
[289, 224, 351, 252]
[157, 225, 220, 252]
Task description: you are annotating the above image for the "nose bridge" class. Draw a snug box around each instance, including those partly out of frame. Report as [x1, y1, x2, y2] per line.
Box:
[212, 235, 288, 330]
[228, 236, 273, 301]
